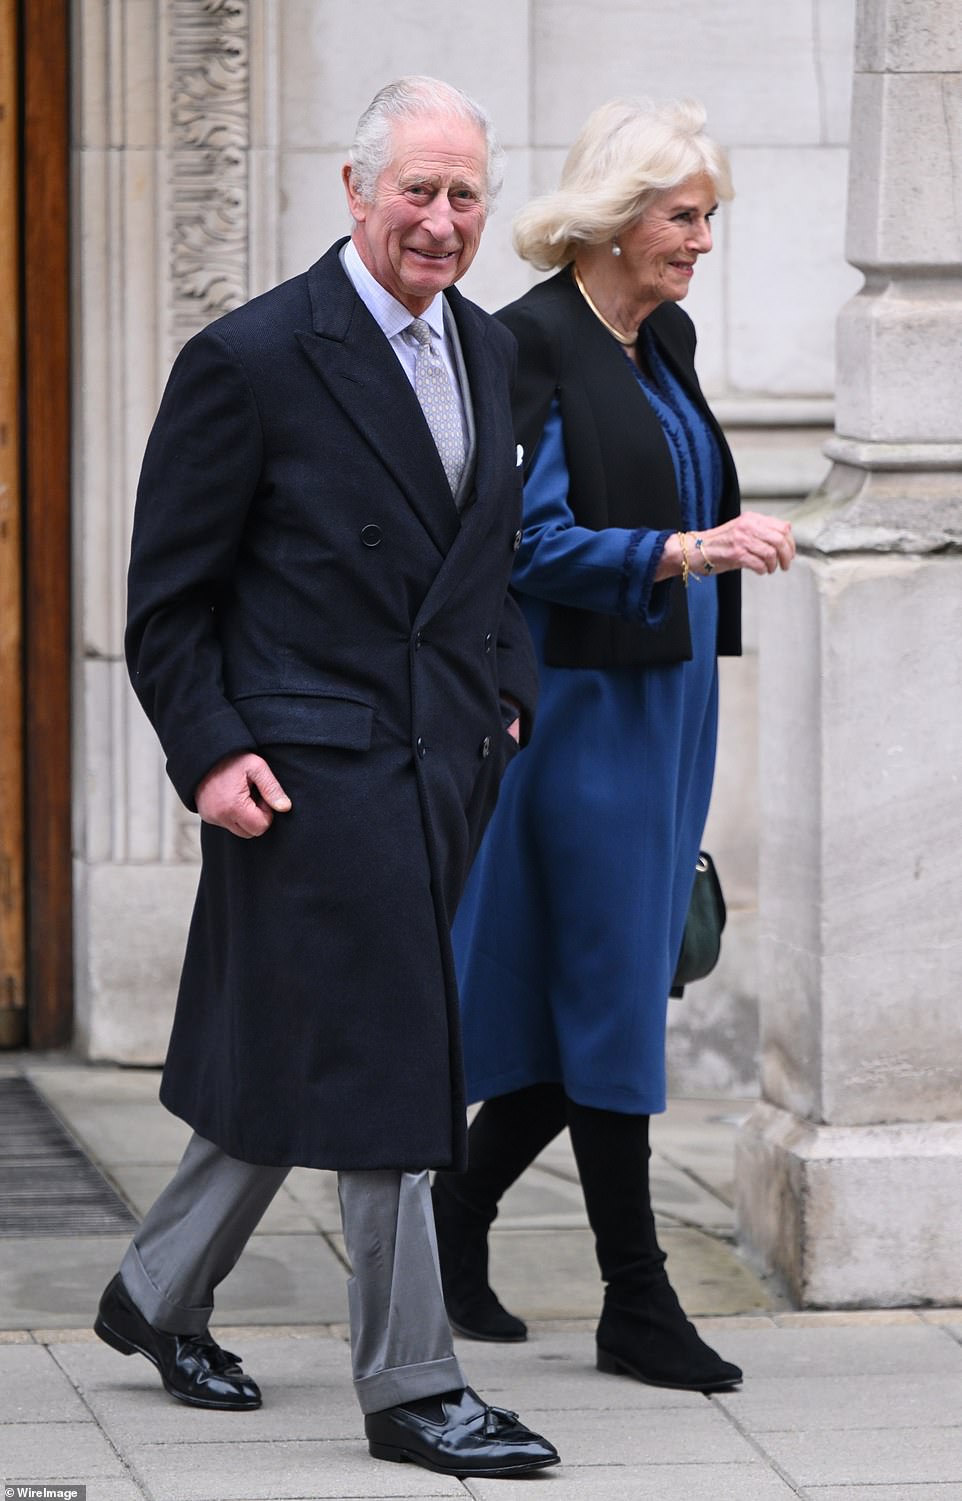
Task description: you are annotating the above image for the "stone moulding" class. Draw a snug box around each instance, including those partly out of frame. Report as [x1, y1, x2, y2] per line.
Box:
[168, 0, 250, 358]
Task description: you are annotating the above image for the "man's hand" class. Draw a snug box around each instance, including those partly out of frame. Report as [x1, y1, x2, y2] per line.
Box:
[195, 752, 292, 838]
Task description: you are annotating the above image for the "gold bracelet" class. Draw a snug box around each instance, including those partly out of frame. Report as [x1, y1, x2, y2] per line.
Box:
[677, 530, 699, 589]
[694, 536, 715, 575]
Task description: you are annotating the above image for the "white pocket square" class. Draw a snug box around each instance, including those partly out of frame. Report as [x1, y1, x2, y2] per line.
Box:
[516, 444, 524, 467]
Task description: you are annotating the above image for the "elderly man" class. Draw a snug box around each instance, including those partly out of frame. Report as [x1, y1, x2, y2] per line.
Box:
[93, 77, 558, 1480]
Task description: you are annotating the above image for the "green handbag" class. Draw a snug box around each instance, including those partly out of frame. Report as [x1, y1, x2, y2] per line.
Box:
[670, 852, 726, 997]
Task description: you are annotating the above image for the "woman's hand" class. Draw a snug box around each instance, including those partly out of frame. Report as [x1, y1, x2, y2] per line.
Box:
[656, 510, 795, 582]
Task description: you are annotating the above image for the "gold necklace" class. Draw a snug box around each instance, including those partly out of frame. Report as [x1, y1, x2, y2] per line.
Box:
[572, 266, 636, 346]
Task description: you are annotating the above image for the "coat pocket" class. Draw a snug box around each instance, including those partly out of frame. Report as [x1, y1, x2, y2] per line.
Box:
[232, 691, 376, 750]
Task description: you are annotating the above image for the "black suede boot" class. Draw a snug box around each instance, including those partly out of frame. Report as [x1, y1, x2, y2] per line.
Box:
[432, 1176, 527, 1341]
[566, 1099, 743, 1393]
[433, 1084, 568, 1342]
[596, 1275, 742, 1391]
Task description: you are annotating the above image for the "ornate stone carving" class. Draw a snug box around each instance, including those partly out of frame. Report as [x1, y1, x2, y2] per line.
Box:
[168, 0, 250, 355]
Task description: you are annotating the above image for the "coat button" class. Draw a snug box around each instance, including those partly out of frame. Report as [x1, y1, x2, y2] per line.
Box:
[361, 524, 382, 547]
[415, 630, 423, 650]
[416, 736, 426, 758]
[512, 528, 522, 552]
[480, 735, 491, 758]
[483, 632, 492, 652]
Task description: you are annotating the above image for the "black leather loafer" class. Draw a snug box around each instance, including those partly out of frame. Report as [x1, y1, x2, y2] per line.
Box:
[94, 1274, 262, 1410]
[365, 1386, 559, 1476]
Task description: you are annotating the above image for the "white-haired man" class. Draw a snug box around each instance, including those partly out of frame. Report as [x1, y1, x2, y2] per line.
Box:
[94, 77, 558, 1480]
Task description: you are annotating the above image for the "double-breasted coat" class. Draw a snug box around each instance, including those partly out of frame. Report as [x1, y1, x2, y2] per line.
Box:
[125, 240, 539, 1172]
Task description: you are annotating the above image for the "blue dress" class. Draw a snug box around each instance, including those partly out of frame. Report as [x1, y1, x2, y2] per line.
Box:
[453, 334, 723, 1116]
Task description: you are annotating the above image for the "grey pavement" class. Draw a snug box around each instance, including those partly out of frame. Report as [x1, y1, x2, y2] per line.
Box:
[0, 1056, 960, 1499]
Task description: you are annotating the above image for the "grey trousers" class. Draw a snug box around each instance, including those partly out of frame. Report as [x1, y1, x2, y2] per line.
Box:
[119, 1132, 465, 1413]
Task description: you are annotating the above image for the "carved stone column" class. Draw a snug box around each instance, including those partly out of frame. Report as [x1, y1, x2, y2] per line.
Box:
[74, 0, 267, 1059]
[736, 0, 962, 1305]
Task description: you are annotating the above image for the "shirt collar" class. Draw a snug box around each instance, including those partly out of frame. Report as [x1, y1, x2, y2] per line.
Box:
[343, 238, 447, 344]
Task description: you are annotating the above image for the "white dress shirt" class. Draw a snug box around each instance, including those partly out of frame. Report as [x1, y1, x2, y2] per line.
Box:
[341, 239, 466, 423]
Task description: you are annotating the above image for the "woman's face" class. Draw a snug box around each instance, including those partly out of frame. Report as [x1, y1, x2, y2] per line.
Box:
[617, 173, 718, 307]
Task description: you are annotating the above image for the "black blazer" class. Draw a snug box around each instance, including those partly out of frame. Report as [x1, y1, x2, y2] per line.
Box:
[497, 265, 742, 669]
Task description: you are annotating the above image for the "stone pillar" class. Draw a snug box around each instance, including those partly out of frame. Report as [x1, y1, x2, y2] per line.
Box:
[73, 0, 275, 1059]
[736, 0, 962, 1306]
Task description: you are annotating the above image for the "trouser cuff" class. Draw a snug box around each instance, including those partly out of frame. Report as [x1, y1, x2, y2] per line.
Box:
[354, 1353, 465, 1416]
[119, 1243, 213, 1336]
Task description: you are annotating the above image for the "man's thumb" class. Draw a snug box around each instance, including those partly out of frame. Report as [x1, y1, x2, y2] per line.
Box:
[250, 763, 292, 812]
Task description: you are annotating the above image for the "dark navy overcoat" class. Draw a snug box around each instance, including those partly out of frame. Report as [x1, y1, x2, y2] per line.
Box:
[125, 241, 538, 1171]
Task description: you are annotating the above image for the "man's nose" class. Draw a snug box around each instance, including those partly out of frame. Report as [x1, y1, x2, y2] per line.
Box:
[424, 199, 455, 240]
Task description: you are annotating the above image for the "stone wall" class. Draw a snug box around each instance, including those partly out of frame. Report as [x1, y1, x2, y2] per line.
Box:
[72, 0, 860, 1081]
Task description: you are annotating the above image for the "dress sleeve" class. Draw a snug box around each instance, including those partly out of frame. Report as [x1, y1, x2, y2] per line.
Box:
[511, 400, 673, 627]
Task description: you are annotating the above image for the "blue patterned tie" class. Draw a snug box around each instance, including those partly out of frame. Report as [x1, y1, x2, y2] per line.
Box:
[408, 318, 466, 497]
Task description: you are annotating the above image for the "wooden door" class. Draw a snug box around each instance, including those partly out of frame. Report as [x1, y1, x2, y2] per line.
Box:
[0, 0, 25, 1047]
[0, 0, 72, 1050]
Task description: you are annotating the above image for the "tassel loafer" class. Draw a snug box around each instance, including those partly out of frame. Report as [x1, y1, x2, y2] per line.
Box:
[94, 1273, 262, 1410]
[365, 1386, 559, 1477]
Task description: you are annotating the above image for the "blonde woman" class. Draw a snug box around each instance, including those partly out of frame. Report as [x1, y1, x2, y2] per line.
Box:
[435, 99, 794, 1391]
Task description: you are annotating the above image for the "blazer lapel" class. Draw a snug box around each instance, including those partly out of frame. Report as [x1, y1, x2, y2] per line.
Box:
[295, 243, 460, 557]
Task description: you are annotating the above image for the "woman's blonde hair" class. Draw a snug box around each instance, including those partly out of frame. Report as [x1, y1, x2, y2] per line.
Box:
[514, 98, 733, 271]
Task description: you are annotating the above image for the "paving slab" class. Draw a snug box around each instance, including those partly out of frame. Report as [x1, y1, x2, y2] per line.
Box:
[28, 1064, 165, 1108]
[450, 1223, 769, 1325]
[756, 1424, 962, 1487]
[51, 1334, 359, 1445]
[0, 1232, 349, 1329]
[714, 1369, 962, 1430]
[650, 1100, 752, 1205]
[467, 1460, 797, 1500]
[0, 1236, 137, 1328]
[125, 1438, 466, 1499]
[3, 1485, 148, 1501]
[492, 1168, 589, 1227]
[283, 1166, 347, 1232]
[806, 1489, 962, 1500]
[31, 1101, 194, 1168]
[493, 1403, 757, 1467]
[202, 1233, 350, 1325]
[0, 1343, 91, 1423]
[107, 1163, 317, 1234]
[1, 1420, 130, 1479]
[451, 1330, 704, 1412]
[773, 1307, 921, 1326]
[464, 1227, 598, 1321]
[648, 1158, 734, 1232]
[656, 1226, 770, 1314]
[707, 1321, 962, 1379]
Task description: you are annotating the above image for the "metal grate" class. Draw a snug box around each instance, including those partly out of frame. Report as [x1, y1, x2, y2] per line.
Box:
[0, 1076, 137, 1236]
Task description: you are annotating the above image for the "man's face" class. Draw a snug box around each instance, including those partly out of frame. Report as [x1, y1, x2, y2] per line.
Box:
[344, 112, 489, 314]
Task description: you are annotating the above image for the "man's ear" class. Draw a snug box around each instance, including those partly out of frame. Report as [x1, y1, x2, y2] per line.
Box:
[342, 163, 365, 223]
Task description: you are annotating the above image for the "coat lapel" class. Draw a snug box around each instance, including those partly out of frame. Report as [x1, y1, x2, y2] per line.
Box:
[295, 243, 461, 557]
[412, 288, 514, 626]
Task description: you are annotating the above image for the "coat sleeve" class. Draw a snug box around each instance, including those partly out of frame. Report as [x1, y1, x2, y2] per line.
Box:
[513, 401, 673, 627]
[125, 327, 262, 808]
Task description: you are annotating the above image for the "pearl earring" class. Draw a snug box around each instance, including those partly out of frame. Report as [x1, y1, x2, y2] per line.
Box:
[611, 239, 622, 257]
